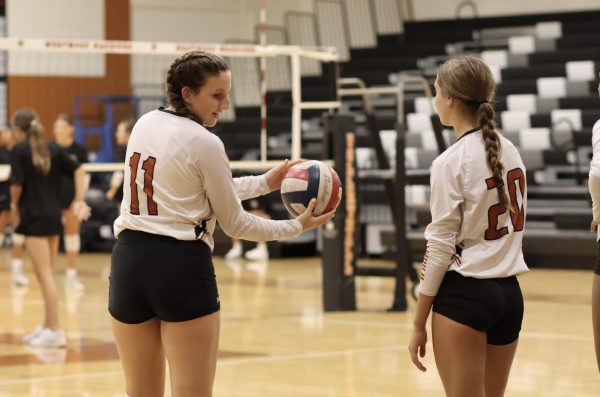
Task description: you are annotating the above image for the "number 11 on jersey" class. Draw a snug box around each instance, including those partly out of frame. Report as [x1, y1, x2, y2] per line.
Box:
[129, 152, 158, 216]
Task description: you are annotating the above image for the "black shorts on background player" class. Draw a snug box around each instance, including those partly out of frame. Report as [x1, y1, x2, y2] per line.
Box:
[10, 142, 80, 235]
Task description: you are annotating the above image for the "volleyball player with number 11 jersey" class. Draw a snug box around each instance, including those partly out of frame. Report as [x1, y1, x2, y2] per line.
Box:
[108, 51, 335, 397]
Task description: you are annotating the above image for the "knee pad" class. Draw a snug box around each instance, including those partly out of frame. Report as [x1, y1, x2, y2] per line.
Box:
[64, 234, 81, 253]
[12, 233, 25, 246]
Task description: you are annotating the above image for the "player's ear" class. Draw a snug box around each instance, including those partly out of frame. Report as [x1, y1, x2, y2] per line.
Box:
[181, 86, 193, 104]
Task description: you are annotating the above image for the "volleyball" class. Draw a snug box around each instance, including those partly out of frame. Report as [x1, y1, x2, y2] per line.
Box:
[280, 160, 342, 217]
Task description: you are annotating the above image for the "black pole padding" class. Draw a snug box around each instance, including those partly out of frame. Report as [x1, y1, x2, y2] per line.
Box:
[323, 61, 340, 103]
[322, 226, 357, 311]
[390, 121, 409, 312]
[321, 114, 357, 311]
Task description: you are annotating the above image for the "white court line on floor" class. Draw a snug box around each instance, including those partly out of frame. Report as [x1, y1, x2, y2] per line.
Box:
[0, 370, 124, 386]
[0, 325, 594, 387]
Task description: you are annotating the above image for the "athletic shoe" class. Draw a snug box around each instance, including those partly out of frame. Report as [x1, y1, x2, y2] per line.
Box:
[244, 245, 269, 261]
[28, 328, 67, 348]
[224, 245, 242, 260]
[22, 325, 44, 344]
[11, 264, 29, 287]
[65, 273, 85, 291]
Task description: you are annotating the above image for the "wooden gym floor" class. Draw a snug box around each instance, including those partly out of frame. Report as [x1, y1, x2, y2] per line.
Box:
[0, 251, 598, 396]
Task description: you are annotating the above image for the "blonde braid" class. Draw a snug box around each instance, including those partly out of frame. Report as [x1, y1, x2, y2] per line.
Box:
[478, 102, 512, 210]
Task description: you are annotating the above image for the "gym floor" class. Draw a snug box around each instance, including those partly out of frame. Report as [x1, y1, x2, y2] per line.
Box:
[0, 252, 597, 396]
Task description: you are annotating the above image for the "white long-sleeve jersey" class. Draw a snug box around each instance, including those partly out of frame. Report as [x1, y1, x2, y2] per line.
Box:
[589, 119, 600, 240]
[419, 129, 529, 296]
[113, 108, 302, 249]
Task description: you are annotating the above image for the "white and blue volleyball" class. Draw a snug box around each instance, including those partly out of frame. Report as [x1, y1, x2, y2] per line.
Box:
[280, 160, 342, 217]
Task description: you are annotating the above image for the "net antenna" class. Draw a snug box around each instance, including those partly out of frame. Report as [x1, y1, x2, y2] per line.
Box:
[0, 37, 340, 173]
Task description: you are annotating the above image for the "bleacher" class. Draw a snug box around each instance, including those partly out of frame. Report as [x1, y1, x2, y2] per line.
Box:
[212, 3, 600, 269]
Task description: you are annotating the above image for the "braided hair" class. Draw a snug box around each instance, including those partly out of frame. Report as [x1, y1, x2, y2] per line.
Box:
[12, 108, 51, 175]
[166, 51, 229, 124]
[436, 55, 511, 211]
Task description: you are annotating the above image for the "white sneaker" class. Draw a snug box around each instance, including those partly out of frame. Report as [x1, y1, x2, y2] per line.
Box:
[65, 273, 85, 291]
[224, 244, 242, 260]
[23, 325, 44, 344]
[11, 265, 29, 287]
[28, 328, 67, 348]
[244, 245, 269, 261]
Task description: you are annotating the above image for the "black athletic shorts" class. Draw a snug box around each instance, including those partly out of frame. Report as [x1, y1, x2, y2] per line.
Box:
[595, 240, 600, 276]
[0, 182, 10, 211]
[108, 229, 220, 324]
[16, 215, 63, 236]
[432, 271, 524, 345]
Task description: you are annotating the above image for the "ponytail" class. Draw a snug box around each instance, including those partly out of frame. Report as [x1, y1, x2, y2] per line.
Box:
[28, 120, 51, 174]
[478, 102, 512, 211]
[436, 55, 513, 212]
[12, 108, 51, 175]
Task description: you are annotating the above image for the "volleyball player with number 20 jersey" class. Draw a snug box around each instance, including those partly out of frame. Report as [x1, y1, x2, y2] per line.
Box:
[589, 75, 600, 373]
[108, 51, 335, 397]
[408, 55, 529, 397]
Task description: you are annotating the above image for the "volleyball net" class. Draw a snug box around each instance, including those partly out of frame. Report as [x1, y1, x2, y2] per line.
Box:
[0, 37, 341, 172]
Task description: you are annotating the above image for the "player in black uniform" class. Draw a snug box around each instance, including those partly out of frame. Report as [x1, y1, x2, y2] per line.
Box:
[11, 108, 90, 348]
[0, 124, 27, 286]
[52, 114, 88, 291]
[105, 119, 134, 202]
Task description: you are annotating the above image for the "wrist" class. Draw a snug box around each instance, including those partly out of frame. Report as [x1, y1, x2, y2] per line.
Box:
[10, 203, 17, 210]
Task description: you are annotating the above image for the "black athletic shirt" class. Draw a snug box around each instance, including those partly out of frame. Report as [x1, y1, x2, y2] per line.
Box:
[10, 142, 80, 234]
[49, 141, 88, 208]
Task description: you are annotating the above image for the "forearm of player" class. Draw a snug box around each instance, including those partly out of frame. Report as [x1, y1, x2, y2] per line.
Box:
[10, 184, 22, 209]
[73, 167, 87, 201]
[232, 174, 270, 200]
[413, 294, 435, 330]
[418, 238, 455, 296]
[589, 174, 600, 222]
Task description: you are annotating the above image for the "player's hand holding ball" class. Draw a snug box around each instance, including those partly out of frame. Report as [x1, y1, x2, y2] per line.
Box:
[280, 160, 342, 231]
[264, 159, 303, 190]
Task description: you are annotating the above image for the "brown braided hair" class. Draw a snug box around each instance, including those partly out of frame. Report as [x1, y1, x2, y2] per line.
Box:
[437, 55, 512, 211]
[12, 108, 51, 175]
[166, 51, 229, 124]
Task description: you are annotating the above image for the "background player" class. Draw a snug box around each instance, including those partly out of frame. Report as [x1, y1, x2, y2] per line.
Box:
[408, 55, 529, 397]
[11, 108, 90, 348]
[0, 125, 27, 286]
[108, 50, 335, 397]
[52, 113, 88, 291]
[105, 119, 134, 202]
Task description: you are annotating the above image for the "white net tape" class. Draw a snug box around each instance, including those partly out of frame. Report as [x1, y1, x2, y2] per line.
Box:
[2, 37, 341, 171]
